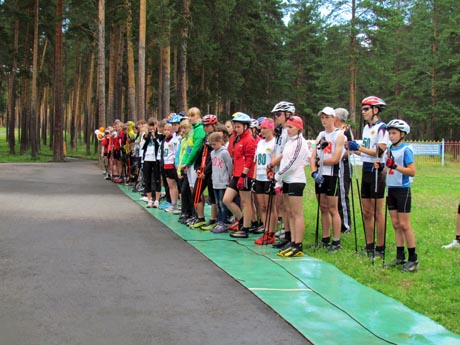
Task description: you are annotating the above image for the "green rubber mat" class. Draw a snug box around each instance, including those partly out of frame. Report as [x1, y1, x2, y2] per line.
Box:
[120, 186, 460, 344]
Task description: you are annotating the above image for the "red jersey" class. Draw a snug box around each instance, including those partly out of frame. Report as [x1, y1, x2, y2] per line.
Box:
[231, 130, 256, 178]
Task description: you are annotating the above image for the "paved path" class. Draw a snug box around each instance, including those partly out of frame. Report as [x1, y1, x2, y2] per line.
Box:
[0, 161, 310, 345]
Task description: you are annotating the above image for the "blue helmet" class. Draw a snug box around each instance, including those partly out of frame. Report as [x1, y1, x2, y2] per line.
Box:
[232, 112, 252, 124]
[168, 113, 183, 124]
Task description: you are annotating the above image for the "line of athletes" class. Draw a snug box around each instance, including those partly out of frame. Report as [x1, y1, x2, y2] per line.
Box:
[99, 97, 422, 271]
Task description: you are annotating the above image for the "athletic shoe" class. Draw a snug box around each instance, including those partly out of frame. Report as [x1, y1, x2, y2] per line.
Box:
[201, 220, 217, 231]
[315, 242, 330, 250]
[254, 232, 275, 245]
[146, 200, 153, 208]
[211, 222, 227, 234]
[328, 243, 342, 253]
[249, 224, 259, 233]
[252, 224, 266, 234]
[153, 200, 160, 208]
[442, 239, 460, 249]
[159, 202, 171, 210]
[274, 229, 285, 238]
[383, 258, 406, 269]
[140, 196, 149, 202]
[272, 238, 290, 249]
[172, 207, 182, 215]
[113, 177, 124, 183]
[401, 260, 419, 273]
[185, 216, 198, 226]
[164, 204, 178, 213]
[190, 219, 207, 229]
[104, 175, 111, 180]
[227, 220, 240, 231]
[178, 214, 191, 224]
[341, 229, 351, 234]
[278, 243, 303, 257]
[373, 250, 384, 260]
[229, 229, 249, 238]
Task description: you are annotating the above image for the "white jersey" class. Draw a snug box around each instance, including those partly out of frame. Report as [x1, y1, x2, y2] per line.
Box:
[361, 120, 389, 172]
[315, 129, 345, 177]
[276, 134, 310, 184]
[255, 138, 276, 181]
[163, 134, 180, 165]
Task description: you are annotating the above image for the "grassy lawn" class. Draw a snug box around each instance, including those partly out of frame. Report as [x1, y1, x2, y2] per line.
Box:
[0, 130, 99, 162]
[301, 161, 460, 334]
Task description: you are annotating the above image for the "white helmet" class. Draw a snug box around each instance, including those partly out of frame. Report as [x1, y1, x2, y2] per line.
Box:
[271, 101, 295, 114]
[387, 119, 410, 135]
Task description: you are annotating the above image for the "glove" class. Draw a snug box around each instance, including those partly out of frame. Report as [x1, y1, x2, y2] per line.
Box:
[319, 140, 329, 150]
[275, 186, 282, 195]
[237, 174, 247, 190]
[386, 158, 397, 170]
[348, 141, 360, 151]
[267, 170, 275, 181]
[311, 172, 324, 185]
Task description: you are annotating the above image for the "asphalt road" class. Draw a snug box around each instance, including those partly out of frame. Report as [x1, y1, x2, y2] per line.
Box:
[0, 160, 310, 345]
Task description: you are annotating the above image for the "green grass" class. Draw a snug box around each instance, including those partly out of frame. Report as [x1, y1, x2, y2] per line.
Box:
[301, 163, 460, 334]
[0, 129, 99, 162]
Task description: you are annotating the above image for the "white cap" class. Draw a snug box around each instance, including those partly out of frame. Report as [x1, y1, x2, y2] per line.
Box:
[317, 106, 335, 117]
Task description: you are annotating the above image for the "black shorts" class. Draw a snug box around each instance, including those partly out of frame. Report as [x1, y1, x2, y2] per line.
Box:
[282, 182, 305, 197]
[254, 180, 275, 195]
[112, 150, 121, 160]
[315, 176, 339, 197]
[387, 188, 411, 213]
[228, 176, 254, 192]
[361, 171, 385, 199]
[164, 168, 178, 180]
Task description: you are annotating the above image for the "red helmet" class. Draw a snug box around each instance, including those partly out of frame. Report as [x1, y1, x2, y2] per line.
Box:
[202, 114, 218, 125]
[361, 96, 386, 109]
[287, 116, 303, 130]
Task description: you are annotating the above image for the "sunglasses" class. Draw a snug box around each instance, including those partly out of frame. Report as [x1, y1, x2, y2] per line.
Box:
[274, 112, 285, 117]
[361, 107, 371, 112]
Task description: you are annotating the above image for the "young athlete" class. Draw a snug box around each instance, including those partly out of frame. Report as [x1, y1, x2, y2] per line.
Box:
[269, 101, 296, 249]
[275, 116, 310, 257]
[334, 108, 353, 234]
[224, 112, 257, 238]
[310, 107, 346, 252]
[191, 114, 218, 230]
[142, 118, 162, 208]
[348, 96, 389, 258]
[380, 119, 418, 272]
[176, 119, 194, 223]
[442, 204, 460, 249]
[161, 123, 180, 213]
[253, 118, 278, 245]
[208, 131, 233, 233]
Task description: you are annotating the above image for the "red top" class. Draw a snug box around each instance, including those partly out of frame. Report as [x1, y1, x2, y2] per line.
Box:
[231, 130, 256, 177]
[101, 138, 110, 154]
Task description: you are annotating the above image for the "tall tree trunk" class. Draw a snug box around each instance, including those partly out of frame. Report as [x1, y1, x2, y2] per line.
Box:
[125, 0, 136, 121]
[114, 26, 125, 121]
[97, 0, 106, 127]
[349, 0, 357, 124]
[85, 52, 95, 155]
[160, 44, 172, 118]
[7, 12, 19, 154]
[70, 46, 81, 150]
[53, 0, 64, 161]
[177, 0, 190, 112]
[20, 17, 31, 155]
[41, 86, 48, 146]
[30, 0, 39, 158]
[138, 0, 146, 120]
[431, 5, 438, 139]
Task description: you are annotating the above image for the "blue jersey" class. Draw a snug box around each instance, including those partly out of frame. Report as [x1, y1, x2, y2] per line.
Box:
[386, 143, 414, 188]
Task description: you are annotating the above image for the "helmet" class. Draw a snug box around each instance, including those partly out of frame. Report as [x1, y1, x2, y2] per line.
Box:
[250, 119, 259, 129]
[271, 101, 295, 114]
[202, 114, 218, 125]
[387, 119, 410, 135]
[287, 116, 303, 130]
[232, 112, 252, 124]
[257, 116, 267, 125]
[361, 96, 386, 109]
[167, 113, 183, 124]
